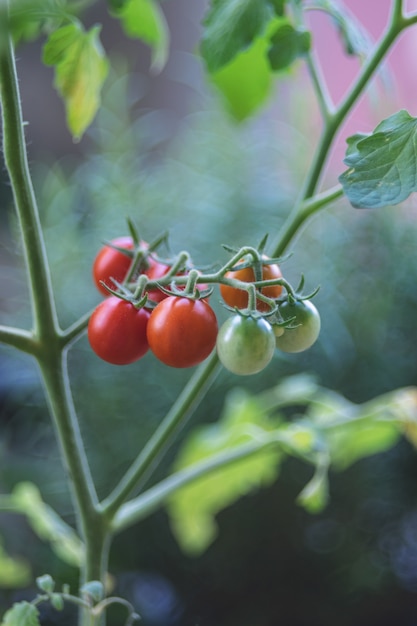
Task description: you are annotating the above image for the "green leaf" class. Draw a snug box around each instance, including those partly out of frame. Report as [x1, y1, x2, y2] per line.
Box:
[0, 542, 31, 589]
[111, 0, 169, 72]
[3, 0, 65, 44]
[12, 482, 84, 567]
[267, 21, 311, 72]
[81, 581, 105, 603]
[49, 595, 64, 612]
[1, 602, 40, 626]
[296, 455, 329, 514]
[43, 22, 109, 140]
[168, 389, 282, 555]
[311, 0, 372, 59]
[306, 389, 402, 470]
[339, 110, 417, 209]
[268, 0, 286, 16]
[209, 34, 273, 120]
[201, 0, 272, 73]
[36, 574, 55, 593]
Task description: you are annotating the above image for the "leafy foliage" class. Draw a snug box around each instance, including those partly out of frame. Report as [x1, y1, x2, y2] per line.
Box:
[167, 376, 417, 556]
[43, 22, 109, 140]
[0, 602, 40, 626]
[0, 542, 31, 589]
[340, 110, 417, 208]
[109, 0, 169, 72]
[4, 0, 65, 43]
[168, 389, 283, 555]
[200, 0, 273, 73]
[11, 482, 83, 567]
[209, 35, 273, 120]
[200, 1, 313, 120]
[267, 21, 311, 71]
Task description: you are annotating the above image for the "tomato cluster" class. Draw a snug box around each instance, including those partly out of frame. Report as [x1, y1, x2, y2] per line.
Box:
[88, 236, 218, 367]
[87, 235, 321, 374]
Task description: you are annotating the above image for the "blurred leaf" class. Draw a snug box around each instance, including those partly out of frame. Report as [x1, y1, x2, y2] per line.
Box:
[12, 482, 83, 567]
[258, 373, 319, 408]
[43, 22, 109, 140]
[268, 0, 286, 16]
[306, 389, 405, 469]
[168, 389, 283, 555]
[267, 21, 311, 71]
[0, 541, 31, 589]
[339, 110, 417, 208]
[209, 34, 273, 120]
[167, 377, 417, 555]
[81, 580, 105, 603]
[200, 0, 273, 73]
[36, 574, 55, 593]
[110, 0, 169, 72]
[0, 602, 40, 626]
[49, 594, 64, 611]
[310, 0, 372, 58]
[3, 0, 64, 43]
[384, 387, 417, 450]
[296, 454, 329, 513]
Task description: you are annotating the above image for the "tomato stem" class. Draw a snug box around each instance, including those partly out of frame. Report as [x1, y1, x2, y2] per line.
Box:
[101, 349, 221, 517]
[270, 1, 413, 258]
[0, 27, 109, 626]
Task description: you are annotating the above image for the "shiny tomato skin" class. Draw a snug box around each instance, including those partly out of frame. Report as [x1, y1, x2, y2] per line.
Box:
[274, 299, 321, 353]
[88, 296, 150, 365]
[216, 315, 275, 375]
[220, 257, 283, 312]
[147, 296, 218, 368]
[92, 236, 134, 296]
[145, 258, 171, 303]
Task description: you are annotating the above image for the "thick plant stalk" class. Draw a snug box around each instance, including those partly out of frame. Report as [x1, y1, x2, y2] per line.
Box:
[0, 29, 108, 626]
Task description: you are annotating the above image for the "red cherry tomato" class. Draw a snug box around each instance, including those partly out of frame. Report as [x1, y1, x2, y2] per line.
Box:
[147, 296, 218, 368]
[93, 237, 171, 301]
[146, 257, 171, 303]
[88, 296, 150, 365]
[92, 237, 134, 296]
[220, 256, 283, 312]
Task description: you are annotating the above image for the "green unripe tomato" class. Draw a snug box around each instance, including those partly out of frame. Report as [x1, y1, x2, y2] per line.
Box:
[216, 315, 276, 376]
[274, 299, 321, 353]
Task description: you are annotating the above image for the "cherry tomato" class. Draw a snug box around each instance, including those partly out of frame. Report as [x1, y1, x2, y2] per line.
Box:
[92, 236, 134, 296]
[93, 236, 172, 301]
[216, 315, 276, 375]
[88, 296, 150, 365]
[220, 256, 283, 312]
[274, 299, 321, 353]
[147, 296, 218, 368]
[145, 257, 171, 303]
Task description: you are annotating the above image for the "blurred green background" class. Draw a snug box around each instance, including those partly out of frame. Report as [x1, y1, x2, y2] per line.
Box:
[1, 1, 417, 625]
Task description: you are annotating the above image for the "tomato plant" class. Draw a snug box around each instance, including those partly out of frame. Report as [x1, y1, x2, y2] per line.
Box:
[216, 314, 276, 375]
[220, 256, 283, 312]
[88, 296, 150, 364]
[274, 299, 321, 353]
[146, 296, 218, 367]
[2, 2, 417, 626]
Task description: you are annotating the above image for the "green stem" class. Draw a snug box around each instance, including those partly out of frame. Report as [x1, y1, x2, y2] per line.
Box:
[0, 325, 36, 354]
[0, 35, 59, 341]
[0, 30, 108, 624]
[102, 350, 220, 517]
[112, 437, 277, 533]
[39, 352, 100, 547]
[271, 2, 411, 258]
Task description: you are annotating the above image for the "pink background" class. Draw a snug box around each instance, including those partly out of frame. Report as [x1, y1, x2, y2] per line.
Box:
[306, 0, 417, 176]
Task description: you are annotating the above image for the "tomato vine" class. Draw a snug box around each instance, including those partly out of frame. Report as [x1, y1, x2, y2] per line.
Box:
[1, 1, 417, 625]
